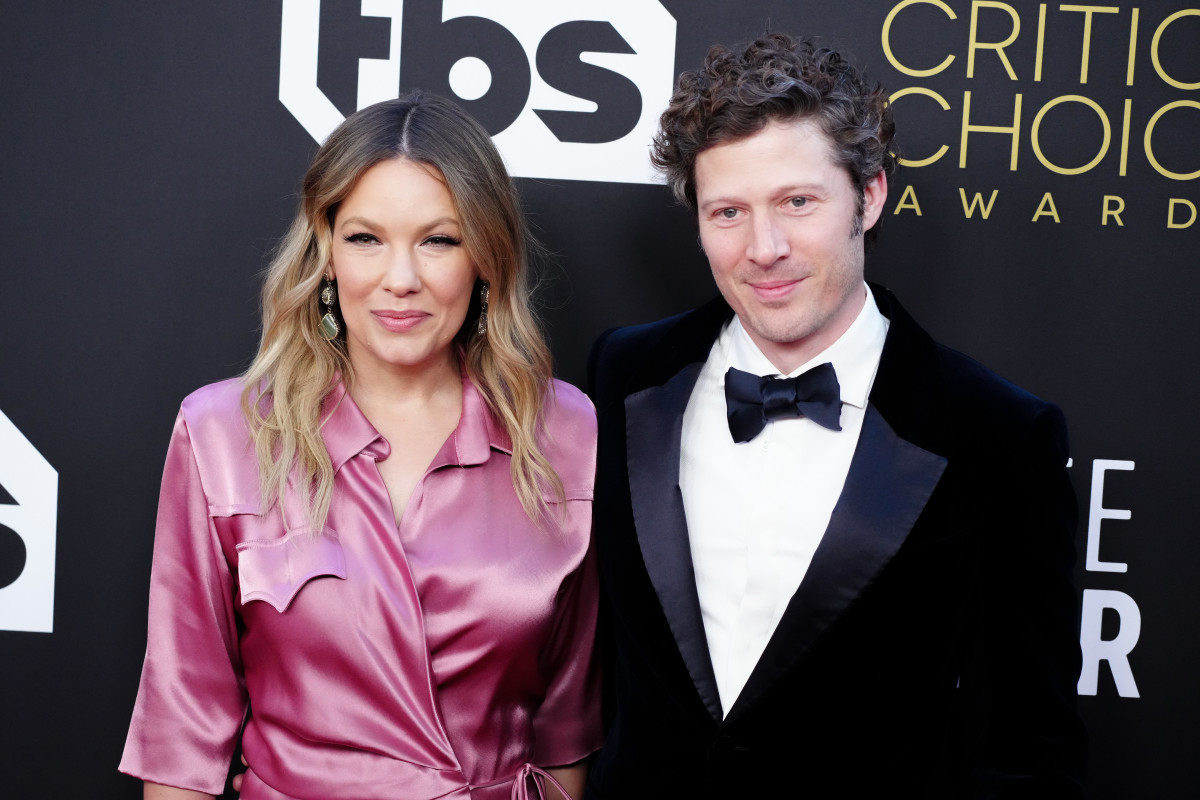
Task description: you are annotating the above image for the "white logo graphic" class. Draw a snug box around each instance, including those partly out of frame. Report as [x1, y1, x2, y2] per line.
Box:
[279, 0, 676, 184]
[0, 408, 58, 633]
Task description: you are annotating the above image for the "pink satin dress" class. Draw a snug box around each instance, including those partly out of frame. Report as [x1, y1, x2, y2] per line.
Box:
[120, 377, 601, 799]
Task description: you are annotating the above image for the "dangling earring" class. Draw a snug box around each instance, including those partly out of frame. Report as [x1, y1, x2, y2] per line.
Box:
[318, 275, 340, 340]
[477, 282, 490, 337]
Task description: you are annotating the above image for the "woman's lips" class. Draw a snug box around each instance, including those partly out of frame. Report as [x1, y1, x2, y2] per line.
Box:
[372, 310, 429, 332]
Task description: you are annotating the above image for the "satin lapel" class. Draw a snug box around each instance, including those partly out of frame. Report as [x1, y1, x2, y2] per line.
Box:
[725, 404, 948, 722]
[625, 362, 723, 721]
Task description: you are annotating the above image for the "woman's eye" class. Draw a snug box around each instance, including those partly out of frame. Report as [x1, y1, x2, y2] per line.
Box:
[343, 232, 378, 245]
[424, 234, 462, 247]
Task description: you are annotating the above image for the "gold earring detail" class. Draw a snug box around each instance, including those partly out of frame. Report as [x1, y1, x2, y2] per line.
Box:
[477, 282, 489, 337]
[318, 276, 340, 340]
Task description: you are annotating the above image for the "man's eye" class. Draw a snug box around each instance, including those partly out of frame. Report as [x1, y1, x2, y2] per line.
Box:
[720, 208, 738, 219]
[788, 197, 808, 208]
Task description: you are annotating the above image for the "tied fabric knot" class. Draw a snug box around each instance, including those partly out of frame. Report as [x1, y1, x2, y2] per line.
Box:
[510, 763, 573, 800]
[724, 363, 843, 443]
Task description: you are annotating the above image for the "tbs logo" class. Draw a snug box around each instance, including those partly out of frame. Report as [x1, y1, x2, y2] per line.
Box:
[280, 0, 676, 184]
[0, 408, 58, 633]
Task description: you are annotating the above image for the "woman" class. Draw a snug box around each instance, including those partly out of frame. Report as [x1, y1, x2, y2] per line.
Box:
[120, 93, 601, 800]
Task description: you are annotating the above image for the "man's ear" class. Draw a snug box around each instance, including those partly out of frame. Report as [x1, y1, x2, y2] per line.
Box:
[861, 171, 888, 232]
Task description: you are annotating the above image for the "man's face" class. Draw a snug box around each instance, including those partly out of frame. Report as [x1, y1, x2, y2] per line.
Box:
[694, 118, 887, 374]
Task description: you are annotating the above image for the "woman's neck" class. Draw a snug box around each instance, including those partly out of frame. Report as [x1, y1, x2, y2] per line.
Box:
[347, 350, 463, 427]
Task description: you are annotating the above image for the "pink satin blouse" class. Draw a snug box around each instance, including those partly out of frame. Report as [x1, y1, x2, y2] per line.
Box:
[119, 376, 601, 799]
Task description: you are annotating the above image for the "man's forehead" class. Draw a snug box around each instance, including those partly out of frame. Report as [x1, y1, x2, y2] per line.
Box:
[694, 119, 844, 202]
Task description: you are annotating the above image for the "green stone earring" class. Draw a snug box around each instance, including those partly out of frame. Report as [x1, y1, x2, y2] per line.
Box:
[477, 282, 489, 337]
[318, 276, 340, 340]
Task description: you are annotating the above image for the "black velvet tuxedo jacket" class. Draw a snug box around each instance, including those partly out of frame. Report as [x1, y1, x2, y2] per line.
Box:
[585, 285, 1086, 799]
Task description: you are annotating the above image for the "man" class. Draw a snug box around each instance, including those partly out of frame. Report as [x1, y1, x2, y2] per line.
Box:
[586, 33, 1086, 798]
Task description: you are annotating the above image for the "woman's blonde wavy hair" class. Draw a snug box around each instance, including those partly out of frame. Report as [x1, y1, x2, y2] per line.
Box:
[242, 92, 562, 529]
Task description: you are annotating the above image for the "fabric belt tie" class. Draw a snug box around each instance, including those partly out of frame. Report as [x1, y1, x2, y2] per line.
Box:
[724, 363, 843, 443]
[510, 763, 572, 800]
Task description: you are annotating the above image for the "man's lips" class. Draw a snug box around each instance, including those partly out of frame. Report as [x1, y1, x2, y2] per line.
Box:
[749, 278, 803, 300]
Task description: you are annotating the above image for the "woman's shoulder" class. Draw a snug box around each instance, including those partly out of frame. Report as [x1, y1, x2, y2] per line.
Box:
[541, 379, 597, 438]
[538, 379, 597, 496]
[146, 378, 265, 510]
[173, 379, 260, 486]
[177, 378, 258, 442]
[179, 377, 250, 419]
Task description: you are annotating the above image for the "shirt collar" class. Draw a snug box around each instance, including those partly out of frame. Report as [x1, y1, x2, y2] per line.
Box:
[319, 379, 388, 471]
[318, 373, 512, 473]
[438, 374, 513, 469]
[723, 282, 889, 410]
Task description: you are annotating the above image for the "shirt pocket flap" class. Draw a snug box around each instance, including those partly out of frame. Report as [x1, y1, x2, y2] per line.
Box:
[236, 530, 347, 612]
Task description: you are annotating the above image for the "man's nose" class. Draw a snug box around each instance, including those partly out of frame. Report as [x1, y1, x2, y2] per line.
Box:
[747, 214, 789, 266]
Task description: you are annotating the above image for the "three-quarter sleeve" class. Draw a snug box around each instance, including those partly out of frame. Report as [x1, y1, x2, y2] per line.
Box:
[119, 411, 247, 794]
[530, 525, 603, 768]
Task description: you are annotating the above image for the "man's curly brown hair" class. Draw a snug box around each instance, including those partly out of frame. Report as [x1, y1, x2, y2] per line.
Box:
[652, 33, 896, 230]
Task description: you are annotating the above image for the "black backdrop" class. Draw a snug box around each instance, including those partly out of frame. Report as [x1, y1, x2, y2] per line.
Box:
[1, 2, 1196, 797]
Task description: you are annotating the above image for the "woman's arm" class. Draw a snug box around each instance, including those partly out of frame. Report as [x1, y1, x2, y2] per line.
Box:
[144, 782, 215, 800]
[119, 407, 247, 793]
[544, 762, 587, 800]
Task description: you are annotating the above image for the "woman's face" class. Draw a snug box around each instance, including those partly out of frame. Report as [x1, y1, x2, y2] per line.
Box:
[329, 158, 478, 381]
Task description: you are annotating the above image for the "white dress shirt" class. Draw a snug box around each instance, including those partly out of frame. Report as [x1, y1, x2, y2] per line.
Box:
[679, 285, 889, 715]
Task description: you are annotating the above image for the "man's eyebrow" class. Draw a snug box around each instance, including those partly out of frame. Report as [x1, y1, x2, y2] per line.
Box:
[698, 183, 831, 208]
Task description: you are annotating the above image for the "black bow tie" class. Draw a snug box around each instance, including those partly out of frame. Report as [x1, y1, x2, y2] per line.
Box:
[724, 363, 843, 443]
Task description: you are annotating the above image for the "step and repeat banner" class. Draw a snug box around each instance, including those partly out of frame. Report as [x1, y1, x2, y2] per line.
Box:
[1, 2, 1195, 797]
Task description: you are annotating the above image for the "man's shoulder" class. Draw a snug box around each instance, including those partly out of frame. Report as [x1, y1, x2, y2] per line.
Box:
[588, 298, 730, 400]
[874, 286, 1065, 448]
[592, 309, 695, 363]
[932, 347, 1069, 471]
[932, 341, 1046, 412]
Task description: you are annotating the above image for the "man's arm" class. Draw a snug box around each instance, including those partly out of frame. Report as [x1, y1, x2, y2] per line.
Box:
[967, 402, 1087, 797]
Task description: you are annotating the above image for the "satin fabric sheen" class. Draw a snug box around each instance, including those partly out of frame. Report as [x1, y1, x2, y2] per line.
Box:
[120, 376, 601, 799]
